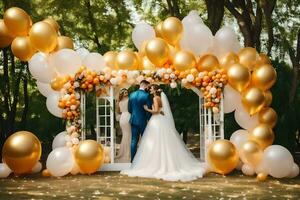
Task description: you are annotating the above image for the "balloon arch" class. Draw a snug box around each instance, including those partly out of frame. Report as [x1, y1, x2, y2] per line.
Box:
[1, 7, 299, 180]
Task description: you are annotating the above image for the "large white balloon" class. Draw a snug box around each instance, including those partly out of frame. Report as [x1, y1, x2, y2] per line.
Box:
[286, 163, 299, 178]
[36, 81, 54, 97]
[0, 163, 11, 178]
[52, 131, 67, 149]
[230, 129, 249, 150]
[46, 147, 74, 177]
[31, 161, 42, 173]
[82, 52, 106, 72]
[29, 52, 57, 83]
[224, 85, 241, 113]
[76, 48, 90, 60]
[182, 11, 203, 29]
[242, 164, 255, 176]
[46, 92, 62, 118]
[50, 49, 81, 76]
[132, 22, 155, 50]
[234, 104, 259, 130]
[214, 26, 238, 56]
[263, 145, 294, 178]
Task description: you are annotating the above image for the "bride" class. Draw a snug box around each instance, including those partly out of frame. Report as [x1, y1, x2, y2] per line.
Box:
[121, 84, 207, 181]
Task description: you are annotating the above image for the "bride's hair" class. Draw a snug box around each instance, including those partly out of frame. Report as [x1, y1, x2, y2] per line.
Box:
[119, 88, 128, 101]
[151, 84, 162, 96]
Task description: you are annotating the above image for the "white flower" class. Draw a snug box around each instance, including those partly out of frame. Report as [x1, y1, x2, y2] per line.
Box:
[75, 92, 81, 99]
[164, 74, 170, 80]
[71, 137, 79, 145]
[186, 74, 194, 82]
[166, 68, 173, 73]
[66, 141, 73, 147]
[64, 82, 71, 89]
[74, 82, 80, 88]
[70, 105, 77, 110]
[210, 87, 217, 94]
[170, 82, 177, 88]
[182, 79, 188, 85]
[198, 72, 205, 78]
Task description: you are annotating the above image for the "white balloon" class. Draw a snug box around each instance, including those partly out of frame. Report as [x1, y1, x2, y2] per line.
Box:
[132, 22, 155, 50]
[0, 163, 11, 178]
[70, 161, 81, 175]
[214, 26, 238, 56]
[52, 131, 67, 149]
[182, 11, 203, 29]
[31, 161, 42, 173]
[286, 163, 299, 178]
[29, 52, 57, 83]
[230, 129, 249, 150]
[76, 48, 89, 60]
[234, 105, 259, 130]
[50, 49, 81, 76]
[46, 92, 62, 118]
[255, 160, 268, 174]
[36, 81, 54, 97]
[82, 52, 106, 72]
[263, 145, 294, 178]
[46, 147, 74, 177]
[242, 164, 255, 176]
[236, 160, 243, 170]
[224, 85, 241, 113]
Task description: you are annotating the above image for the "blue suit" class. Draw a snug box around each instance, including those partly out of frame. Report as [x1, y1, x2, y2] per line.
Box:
[128, 89, 152, 161]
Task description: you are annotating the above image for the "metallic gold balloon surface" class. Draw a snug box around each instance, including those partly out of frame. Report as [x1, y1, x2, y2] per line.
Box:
[42, 169, 51, 177]
[238, 47, 258, 70]
[173, 50, 196, 71]
[161, 17, 183, 46]
[219, 52, 239, 69]
[252, 64, 277, 91]
[2, 131, 41, 174]
[155, 21, 164, 38]
[0, 19, 14, 48]
[264, 90, 272, 107]
[255, 53, 271, 68]
[242, 86, 265, 115]
[139, 41, 148, 57]
[258, 107, 277, 128]
[240, 140, 263, 167]
[250, 124, 274, 149]
[11, 36, 36, 61]
[51, 76, 68, 91]
[4, 7, 31, 36]
[43, 18, 60, 33]
[74, 140, 104, 174]
[116, 50, 139, 70]
[227, 63, 251, 92]
[54, 36, 74, 51]
[208, 139, 239, 175]
[29, 21, 58, 53]
[142, 56, 156, 70]
[197, 54, 220, 72]
[257, 173, 268, 181]
[104, 51, 118, 69]
[145, 38, 169, 67]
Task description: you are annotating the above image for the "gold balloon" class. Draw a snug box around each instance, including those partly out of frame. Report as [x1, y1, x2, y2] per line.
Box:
[255, 53, 271, 68]
[227, 63, 251, 92]
[3, 7, 31, 36]
[145, 38, 169, 67]
[139, 41, 148, 57]
[74, 140, 104, 174]
[173, 50, 196, 71]
[115, 50, 139, 70]
[2, 131, 41, 174]
[256, 173, 268, 181]
[155, 21, 164, 38]
[242, 86, 265, 115]
[240, 140, 263, 167]
[29, 21, 58, 53]
[219, 52, 239, 69]
[208, 139, 239, 175]
[252, 64, 277, 91]
[42, 169, 51, 177]
[53, 36, 74, 51]
[43, 18, 60, 33]
[250, 124, 274, 149]
[0, 19, 14, 48]
[238, 47, 258, 70]
[51, 76, 68, 91]
[104, 51, 118, 69]
[264, 90, 273, 107]
[197, 54, 220, 72]
[161, 17, 183, 46]
[11, 36, 36, 61]
[142, 56, 156, 70]
[258, 107, 277, 128]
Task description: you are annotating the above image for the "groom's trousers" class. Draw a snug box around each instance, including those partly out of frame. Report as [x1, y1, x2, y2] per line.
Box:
[131, 124, 146, 162]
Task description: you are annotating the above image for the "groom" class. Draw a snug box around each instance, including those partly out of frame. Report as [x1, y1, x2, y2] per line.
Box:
[128, 80, 152, 161]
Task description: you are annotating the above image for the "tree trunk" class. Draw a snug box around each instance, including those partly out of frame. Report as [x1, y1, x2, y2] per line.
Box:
[166, 0, 181, 18]
[205, 0, 225, 35]
[262, 0, 277, 55]
[21, 64, 29, 129]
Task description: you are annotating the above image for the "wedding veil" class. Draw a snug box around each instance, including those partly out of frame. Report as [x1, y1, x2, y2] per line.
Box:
[161, 92, 176, 129]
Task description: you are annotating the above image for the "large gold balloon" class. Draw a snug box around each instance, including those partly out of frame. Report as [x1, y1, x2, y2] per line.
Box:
[142, 56, 156, 70]
[3, 7, 31, 36]
[0, 19, 14, 48]
[155, 21, 164, 38]
[227, 63, 251, 92]
[240, 140, 263, 167]
[74, 140, 104, 174]
[115, 50, 139, 70]
[53, 36, 74, 51]
[173, 50, 196, 71]
[2, 131, 41, 174]
[238, 47, 258, 70]
[11, 36, 36, 61]
[145, 38, 169, 67]
[250, 124, 274, 149]
[104, 51, 118, 69]
[255, 53, 271, 68]
[256, 173, 268, 181]
[208, 139, 239, 175]
[43, 18, 60, 33]
[242, 86, 265, 115]
[29, 21, 58, 53]
[197, 54, 220, 72]
[51, 76, 69, 91]
[252, 64, 277, 91]
[219, 52, 239, 69]
[264, 90, 272, 107]
[139, 41, 148, 57]
[258, 107, 277, 128]
[161, 17, 183, 46]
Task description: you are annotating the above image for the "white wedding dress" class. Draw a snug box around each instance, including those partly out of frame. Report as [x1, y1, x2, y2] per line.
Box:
[121, 93, 207, 181]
